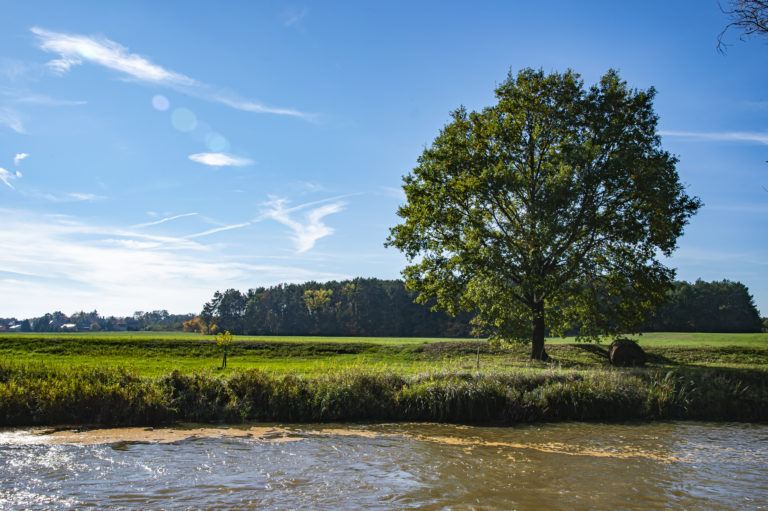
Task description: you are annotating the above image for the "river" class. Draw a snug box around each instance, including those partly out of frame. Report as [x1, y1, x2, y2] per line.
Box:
[1, 422, 766, 510]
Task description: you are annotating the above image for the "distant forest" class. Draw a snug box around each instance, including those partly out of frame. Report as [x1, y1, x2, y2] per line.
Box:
[196, 278, 474, 337]
[195, 278, 765, 336]
[2, 278, 764, 335]
[0, 310, 195, 333]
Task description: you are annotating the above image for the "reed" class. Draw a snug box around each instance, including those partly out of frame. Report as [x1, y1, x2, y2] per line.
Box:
[1, 361, 766, 427]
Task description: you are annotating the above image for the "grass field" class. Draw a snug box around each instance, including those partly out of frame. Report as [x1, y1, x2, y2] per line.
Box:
[1, 331, 765, 377]
[5, 330, 767, 345]
[2, 331, 766, 426]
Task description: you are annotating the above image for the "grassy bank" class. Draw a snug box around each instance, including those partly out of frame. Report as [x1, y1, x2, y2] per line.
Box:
[1, 332, 765, 426]
[1, 362, 766, 427]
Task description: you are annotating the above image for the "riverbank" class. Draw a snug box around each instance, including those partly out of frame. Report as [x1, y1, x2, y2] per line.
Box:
[1, 361, 766, 427]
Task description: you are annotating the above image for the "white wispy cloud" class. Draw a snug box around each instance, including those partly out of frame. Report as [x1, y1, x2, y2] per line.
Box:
[668, 247, 768, 267]
[379, 185, 406, 201]
[660, 130, 768, 145]
[132, 212, 199, 228]
[0, 167, 22, 189]
[0, 107, 24, 133]
[742, 101, 768, 110]
[31, 26, 308, 118]
[283, 6, 309, 27]
[706, 203, 768, 214]
[260, 197, 345, 253]
[0, 58, 39, 81]
[1, 87, 87, 106]
[13, 153, 28, 165]
[186, 222, 252, 239]
[31, 26, 197, 86]
[0, 209, 348, 317]
[212, 96, 308, 118]
[68, 192, 101, 201]
[40, 192, 103, 202]
[188, 153, 254, 167]
[14, 94, 87, 106]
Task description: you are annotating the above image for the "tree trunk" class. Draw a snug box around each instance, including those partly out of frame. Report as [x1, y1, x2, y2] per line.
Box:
[222, 349, 227, 369]
[531, 301, 549, 361]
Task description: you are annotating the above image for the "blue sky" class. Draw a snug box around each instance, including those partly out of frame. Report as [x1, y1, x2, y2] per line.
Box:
[0, 1, 766, 318]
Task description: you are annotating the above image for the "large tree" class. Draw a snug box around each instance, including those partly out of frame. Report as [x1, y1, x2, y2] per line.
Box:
[387, 69, 701, 360]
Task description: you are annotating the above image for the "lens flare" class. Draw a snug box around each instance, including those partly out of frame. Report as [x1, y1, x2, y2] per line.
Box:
[171, 108, 197, 132]
[152, 95, 170, 111]
[206, 132, 230, 153]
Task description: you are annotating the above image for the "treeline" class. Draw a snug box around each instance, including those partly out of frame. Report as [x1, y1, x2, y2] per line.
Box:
[0, 310, 195, 333]
[198, 278, 765, 336]
[642, 280, 763, 333]
[196, 278, 473, 337]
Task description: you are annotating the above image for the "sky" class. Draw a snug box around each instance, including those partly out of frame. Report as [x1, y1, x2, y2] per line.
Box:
[0, 1, 766, 318]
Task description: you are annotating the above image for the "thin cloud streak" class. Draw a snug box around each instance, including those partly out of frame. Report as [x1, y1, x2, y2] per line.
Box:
[15, 94, 87, 106]
[1, 87, 88, 106]
[283, 6, 309, 27]
[213, 96, 307, 118]
[40, 191, 103, 202]
[0, 107, 24, 133]
[667, 247, 768, 267]
[189, 153, 254, 167]
[132, 212, 199, 228]
[185, 222, 252, 239]
[31, 26, 308, 118]
[660, 130, 768, 144]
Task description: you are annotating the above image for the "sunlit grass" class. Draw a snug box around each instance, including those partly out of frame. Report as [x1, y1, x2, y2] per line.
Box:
[0, 331, 765, 377]
[0, 331, 463, 345]
[4, 330, 765, 347]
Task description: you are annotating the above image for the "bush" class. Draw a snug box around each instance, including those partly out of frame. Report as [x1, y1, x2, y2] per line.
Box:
[0, 362, 766, 427]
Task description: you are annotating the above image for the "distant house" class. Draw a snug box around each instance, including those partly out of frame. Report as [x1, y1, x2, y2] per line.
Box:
[60, 323, 77, 331]
[8, 324, 21, 331]
[76, 321, 90, 332]
[115, 322, 128, 332]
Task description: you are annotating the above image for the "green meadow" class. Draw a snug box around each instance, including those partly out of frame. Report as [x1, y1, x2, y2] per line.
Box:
[1, 331, 766, 426]
[1, 331, 766, 377]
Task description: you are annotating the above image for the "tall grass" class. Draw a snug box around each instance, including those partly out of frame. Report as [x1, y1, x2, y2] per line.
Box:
[1, 361, 766, 427]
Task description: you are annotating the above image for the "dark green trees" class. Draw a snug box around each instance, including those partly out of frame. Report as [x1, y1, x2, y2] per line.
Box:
[198, 278, 472, 337]
[387, 69, 701, 360]
[645, 280, 763, 332]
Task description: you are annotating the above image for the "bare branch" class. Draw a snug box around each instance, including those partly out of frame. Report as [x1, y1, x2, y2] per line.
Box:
[718, 0, 768, 54]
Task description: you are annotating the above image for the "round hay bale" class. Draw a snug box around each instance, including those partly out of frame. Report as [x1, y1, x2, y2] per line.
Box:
[609, 338, 646, 367]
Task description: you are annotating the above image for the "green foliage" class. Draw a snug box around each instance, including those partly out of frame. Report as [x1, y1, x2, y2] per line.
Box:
[200, 278, 473, 337]
[645, 280, 763, 332]
[216, 331, 234, 368]
[303, 288, 333, 314]
[1, 361, 766, 427]
[387, 68, 701, 359]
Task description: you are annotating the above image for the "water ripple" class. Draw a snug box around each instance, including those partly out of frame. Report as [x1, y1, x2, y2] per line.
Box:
[0, 422, 766, 510]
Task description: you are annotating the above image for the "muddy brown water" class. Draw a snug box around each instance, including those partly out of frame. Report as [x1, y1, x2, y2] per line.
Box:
[1, 422, 766, 510]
